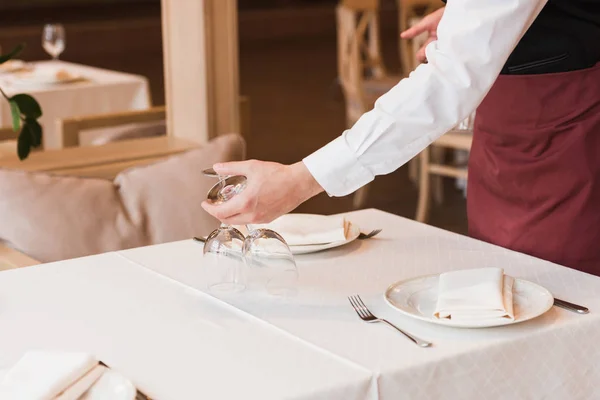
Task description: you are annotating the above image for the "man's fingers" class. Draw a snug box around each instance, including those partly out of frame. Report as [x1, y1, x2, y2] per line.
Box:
[400, 22, 428, 39]
[212, 160, 254, 176]
[201, 193, 248, 221]
[219, 214, 253, 226]
[415, 37, 436, 63]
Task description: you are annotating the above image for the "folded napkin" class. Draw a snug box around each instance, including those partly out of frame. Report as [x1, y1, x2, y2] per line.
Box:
[434, 268, 515, 322]
[0, 351, 101, 400]
[249, 214, 348, 246]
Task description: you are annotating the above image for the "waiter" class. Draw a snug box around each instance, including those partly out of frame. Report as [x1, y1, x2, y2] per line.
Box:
[202, 0, 600, 276]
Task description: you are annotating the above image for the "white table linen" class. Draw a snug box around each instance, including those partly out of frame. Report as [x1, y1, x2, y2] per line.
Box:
[0, 254, 371, 400]
[251, 214, 348, 246]
[120, 209, 600, 399]
[0, 350, 98, 399]
[0, 61, 150, 150]
[433, 267, 515, 322]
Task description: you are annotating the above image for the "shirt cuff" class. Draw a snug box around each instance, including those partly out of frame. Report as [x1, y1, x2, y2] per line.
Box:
[302, 135, 374, 197]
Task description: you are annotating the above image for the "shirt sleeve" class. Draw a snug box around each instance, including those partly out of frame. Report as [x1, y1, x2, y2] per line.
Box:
[302, 0, 548, 197]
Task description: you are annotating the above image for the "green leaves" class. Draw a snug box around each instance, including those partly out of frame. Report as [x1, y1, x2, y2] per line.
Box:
[0, 43, 42, 160]
[10, 94, 42, 119]
[9, 100, 20, 132]
[0, 44, 25, 65]
[23, 118, 42, 148]
[17, 128, 31, 160]
[15, 120, 41, 160]
[8, 95, 44, 160]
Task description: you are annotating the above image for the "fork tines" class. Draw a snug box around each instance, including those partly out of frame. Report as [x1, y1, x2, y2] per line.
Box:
[348, 295, 371, 319]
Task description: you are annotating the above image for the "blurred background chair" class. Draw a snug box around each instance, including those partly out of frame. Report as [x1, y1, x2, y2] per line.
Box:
[407, 8, 474, 223]
[0, 133, 246, 264]
[336, 0, 401, 209]
[397, 0, 443, 77]
[415, 127, 473, 223]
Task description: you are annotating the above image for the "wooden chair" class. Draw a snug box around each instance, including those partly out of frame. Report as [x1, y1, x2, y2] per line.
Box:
[410, 31, 474, 222]
[415, 128, 472, 222]
[397, 0, 443, 77]
[336, 0, 401, 209]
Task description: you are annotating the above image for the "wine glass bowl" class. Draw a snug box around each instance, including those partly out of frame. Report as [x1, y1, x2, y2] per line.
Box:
[242, 229, 298, 297]
[202, 226, 246, 292]
[207, 175, 248, 205]
[42, 24, 66, 60]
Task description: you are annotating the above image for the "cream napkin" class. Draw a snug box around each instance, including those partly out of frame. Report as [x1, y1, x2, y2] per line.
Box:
[434, 268, 515, 322]
[250, 214, 348, 246]
[0, 351, 100, 400]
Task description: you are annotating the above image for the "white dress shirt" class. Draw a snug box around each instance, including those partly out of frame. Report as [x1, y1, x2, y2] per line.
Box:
[302, 0, 548, 197]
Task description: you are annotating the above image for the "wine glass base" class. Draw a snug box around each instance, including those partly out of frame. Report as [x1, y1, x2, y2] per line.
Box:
[208, 282, 245, 293]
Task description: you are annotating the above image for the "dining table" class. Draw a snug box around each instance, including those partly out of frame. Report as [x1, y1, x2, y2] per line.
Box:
[0, 209, 599, 399]
[0, 60, 151, 150]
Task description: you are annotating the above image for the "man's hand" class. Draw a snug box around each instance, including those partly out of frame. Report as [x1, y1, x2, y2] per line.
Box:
[400, 7, 445, 63]
[201, 160, 324, 225]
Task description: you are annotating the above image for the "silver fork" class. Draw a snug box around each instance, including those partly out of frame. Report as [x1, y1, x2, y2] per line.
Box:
[348, 295, 431, 348]
[358, 229, 382, 240]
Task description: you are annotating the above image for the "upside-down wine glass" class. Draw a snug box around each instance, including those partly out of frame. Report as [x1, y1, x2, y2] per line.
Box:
[202, 168, 298, 296]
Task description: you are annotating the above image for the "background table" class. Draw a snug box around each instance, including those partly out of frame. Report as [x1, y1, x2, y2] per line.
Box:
[1, 209, 599, 399]
[0, 61, 151, 149]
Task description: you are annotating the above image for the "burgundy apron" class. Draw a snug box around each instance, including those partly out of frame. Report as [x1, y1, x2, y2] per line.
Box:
[468, 63, 600, 275]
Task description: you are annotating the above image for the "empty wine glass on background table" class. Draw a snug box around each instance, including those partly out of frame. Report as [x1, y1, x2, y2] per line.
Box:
[42, 24, 66, 60]
[202, 168, 298, 297]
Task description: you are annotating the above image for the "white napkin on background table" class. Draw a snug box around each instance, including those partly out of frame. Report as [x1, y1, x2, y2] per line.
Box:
[250, 214, 348, 246]
[434, 267, 515, 322]
[0, 350, 101, 400]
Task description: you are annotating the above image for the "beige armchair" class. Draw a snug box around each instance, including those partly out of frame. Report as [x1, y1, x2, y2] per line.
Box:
[0, 108, 246, 265]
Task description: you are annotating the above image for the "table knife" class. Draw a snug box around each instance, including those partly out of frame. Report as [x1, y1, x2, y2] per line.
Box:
[554, 298, 589, 314]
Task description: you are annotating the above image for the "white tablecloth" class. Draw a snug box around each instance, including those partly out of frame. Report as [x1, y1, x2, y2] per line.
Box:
[0, 61, 150, 149]
[0, 254, 371, 400]
[120, 209, 600, 399]
[1, 209, 599, 399]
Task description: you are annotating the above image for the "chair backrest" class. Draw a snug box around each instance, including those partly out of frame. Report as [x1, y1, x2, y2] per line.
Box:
[338, 0, 387, 79]
[397, 0, 443, 76]
[336, 2, 386, 125]
[57, 106, 167, 148]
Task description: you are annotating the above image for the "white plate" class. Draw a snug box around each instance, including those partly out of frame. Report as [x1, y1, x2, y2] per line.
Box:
[0, 60, 27, 74]
[11, 68, 83, 87]
[384, 274, 554, 328]
[289, 220, 360, 255]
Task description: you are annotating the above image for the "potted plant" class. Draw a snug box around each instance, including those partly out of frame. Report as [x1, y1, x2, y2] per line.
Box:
[0, 44, 43, 160]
